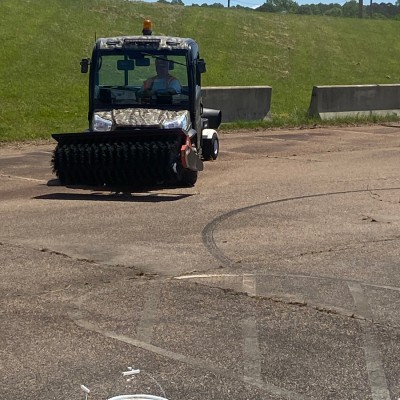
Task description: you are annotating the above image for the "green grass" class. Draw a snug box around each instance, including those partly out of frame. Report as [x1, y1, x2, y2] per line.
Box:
[1, 0, 400, 142]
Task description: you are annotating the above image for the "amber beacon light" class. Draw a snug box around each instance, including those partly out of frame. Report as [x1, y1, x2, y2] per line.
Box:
[142, 19, 152, 35]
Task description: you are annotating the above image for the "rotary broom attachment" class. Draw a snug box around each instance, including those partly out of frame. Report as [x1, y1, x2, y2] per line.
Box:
[51, 130, 184, 187]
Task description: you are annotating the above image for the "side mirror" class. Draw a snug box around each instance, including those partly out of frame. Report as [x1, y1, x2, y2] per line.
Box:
[80, 58, 90, 73]
[197, 59, 206, 74]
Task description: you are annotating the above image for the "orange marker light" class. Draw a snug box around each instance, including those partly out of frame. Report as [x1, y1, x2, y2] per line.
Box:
[142, 19, 152, 36]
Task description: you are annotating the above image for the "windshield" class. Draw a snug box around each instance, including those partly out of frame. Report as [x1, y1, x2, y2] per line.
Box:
[93, 50, 189, 109]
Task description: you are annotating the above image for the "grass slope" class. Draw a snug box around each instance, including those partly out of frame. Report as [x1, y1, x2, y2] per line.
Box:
[1, 0, 400, 141]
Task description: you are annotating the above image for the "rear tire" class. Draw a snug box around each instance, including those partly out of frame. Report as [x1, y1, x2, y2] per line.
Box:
[202, 133, 219, 160]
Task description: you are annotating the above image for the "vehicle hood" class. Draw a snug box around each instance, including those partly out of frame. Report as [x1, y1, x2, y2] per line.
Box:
[95, 108, 191, 131]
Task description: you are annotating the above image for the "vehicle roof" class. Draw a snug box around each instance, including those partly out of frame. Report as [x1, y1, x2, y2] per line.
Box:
[96, 35, 197, 51]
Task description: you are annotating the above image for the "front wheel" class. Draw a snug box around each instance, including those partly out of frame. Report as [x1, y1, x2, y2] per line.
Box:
[202, 133, 219, 161]
[176, 164, 198, 187]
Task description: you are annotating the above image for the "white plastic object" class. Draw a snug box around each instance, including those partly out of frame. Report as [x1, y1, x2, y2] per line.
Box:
[81, 385, 90, 394]
[108, 395, 168, 400]
[123, 369, 140, 377]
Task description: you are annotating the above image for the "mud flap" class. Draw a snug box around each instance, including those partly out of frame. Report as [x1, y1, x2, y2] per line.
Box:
[180, 138, 204, 172]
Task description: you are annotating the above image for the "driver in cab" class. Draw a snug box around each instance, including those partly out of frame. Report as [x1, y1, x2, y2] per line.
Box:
[142, 58, 181, 95]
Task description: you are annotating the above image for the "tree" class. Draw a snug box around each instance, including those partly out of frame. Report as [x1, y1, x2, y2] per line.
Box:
[257, 0, 299, 13]
[324, 6, 342, 15]
[233, 4, 252, 9]
[373, 2, 397, 18]
[343, 0, 358, 16]
[297, 4, 314, 14]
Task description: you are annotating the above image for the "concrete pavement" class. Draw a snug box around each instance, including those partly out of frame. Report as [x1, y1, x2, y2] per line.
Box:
[1, 124, 400, 400]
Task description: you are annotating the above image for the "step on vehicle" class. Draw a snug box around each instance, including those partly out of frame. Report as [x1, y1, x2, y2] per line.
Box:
[52, 20, 221, 188]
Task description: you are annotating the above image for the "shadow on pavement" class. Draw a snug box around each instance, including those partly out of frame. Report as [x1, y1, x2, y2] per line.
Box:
[34, 192, 193, 203]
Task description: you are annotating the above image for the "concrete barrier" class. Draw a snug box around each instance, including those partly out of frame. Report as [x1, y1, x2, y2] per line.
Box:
[202, 86, 272, 123]
[308, 84, 400, 120]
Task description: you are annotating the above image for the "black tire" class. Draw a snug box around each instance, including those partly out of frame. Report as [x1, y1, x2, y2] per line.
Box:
[202, 133, 219, 161]
[176, 164, 198, 186]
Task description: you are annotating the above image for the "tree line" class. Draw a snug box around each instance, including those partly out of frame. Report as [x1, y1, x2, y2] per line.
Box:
[157, 0, 400, 19]
[255, 0, 400, 19]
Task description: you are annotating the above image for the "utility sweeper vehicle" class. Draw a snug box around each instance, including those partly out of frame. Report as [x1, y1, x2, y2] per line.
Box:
[52, 20, 220, 187]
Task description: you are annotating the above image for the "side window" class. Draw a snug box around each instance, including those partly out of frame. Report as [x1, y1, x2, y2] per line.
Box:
[168, 55, 188, 88]
[98, 56, 124, 86]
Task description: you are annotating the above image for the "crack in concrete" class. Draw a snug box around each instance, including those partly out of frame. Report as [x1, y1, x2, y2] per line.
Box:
[264, 154, 322, 162]
[292, 236, 400, 258]
[0, 240, 146, 272]
[369, 189, 400, 206]
[176, 278, 400, 332]
[0, 173, 47, 183]
[0, 241, 160, 299]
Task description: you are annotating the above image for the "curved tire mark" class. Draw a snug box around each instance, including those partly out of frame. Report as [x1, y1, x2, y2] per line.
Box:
[202, 187, 400, 267]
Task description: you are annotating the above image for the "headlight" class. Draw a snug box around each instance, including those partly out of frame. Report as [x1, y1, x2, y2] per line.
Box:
[162, 112, 189, 130]
[92, 113, 113, 132]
